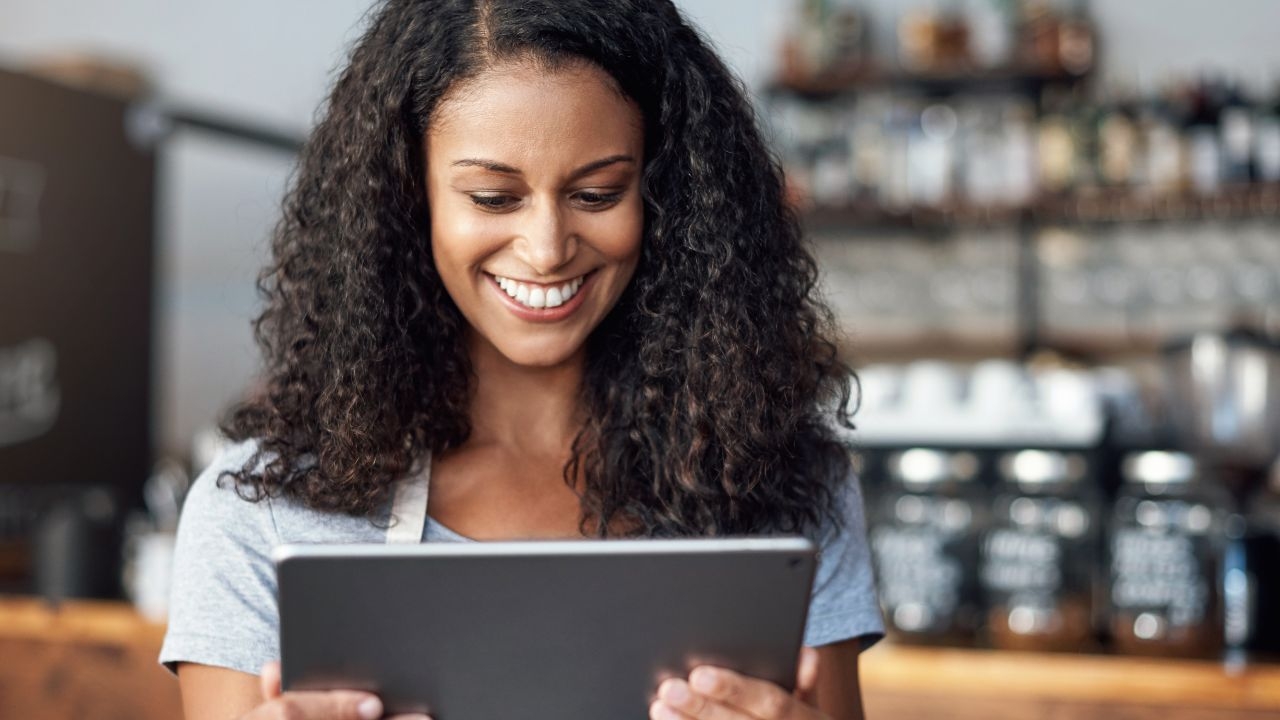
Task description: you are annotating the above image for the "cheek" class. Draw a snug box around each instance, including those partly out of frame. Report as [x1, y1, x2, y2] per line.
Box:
[586, 202, 644, 264]
[430, 206, 509, 273]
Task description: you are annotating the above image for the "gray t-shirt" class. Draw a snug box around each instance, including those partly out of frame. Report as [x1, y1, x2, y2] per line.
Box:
[159, 440, 884, 675]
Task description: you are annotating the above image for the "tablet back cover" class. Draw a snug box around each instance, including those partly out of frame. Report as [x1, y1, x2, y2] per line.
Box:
[277, 538, 816, 719]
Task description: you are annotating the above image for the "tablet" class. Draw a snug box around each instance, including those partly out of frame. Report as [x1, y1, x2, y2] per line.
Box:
[275, 537, 816, 719]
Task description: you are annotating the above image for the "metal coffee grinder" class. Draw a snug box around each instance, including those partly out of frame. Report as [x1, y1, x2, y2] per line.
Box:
[1163, 329, 1280, 661]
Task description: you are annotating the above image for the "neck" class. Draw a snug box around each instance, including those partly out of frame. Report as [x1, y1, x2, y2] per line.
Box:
[465, 331, 586, 456]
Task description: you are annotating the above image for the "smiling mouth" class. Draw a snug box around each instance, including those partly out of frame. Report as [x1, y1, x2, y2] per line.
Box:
[490, 272, 589, 309]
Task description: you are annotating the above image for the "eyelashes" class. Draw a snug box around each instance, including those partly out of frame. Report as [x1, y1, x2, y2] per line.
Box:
[467, 190, 625, 212]
[574, 190, 624, 208]
[470, 194, 516, 209]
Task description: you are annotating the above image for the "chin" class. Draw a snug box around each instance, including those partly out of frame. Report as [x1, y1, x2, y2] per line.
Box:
[491, 335, 585, 369]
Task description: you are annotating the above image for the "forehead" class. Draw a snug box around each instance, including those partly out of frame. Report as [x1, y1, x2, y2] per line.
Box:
[426, 60, 644, 168]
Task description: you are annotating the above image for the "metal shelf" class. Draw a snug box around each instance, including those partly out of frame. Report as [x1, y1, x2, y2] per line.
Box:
[765, 64, 1088, 101]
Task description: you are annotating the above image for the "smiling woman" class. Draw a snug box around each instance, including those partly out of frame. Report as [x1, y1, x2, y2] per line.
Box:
[427, 61, 645, 368]
[158, 1, 883, 719]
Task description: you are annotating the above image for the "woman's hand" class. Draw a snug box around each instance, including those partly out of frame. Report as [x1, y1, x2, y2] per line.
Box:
[650, 647, 827, 720]
[238, 662, 432, 720]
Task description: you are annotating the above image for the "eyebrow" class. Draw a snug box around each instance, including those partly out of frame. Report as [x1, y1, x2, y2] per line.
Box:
[450, 154, 635, 179]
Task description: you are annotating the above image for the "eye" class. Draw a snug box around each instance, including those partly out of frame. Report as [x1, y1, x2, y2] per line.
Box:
[573, 190, 624, 210]
[469, 194, 518, 211]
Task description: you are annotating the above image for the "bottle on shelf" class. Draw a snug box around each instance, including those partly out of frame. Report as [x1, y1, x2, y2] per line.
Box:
[1185, 78, 1225, 196]
[777, 0, 870, 88]
[1140, 85, 1190, 195]
[1097, 87, 1142, 189]
[908, 101, 960, 206]
[1001, 99, 1038, 205]
[1056, 0, 1095, 76]
[965, 0, 1016, 69]
[1252, 84, 1280, 183]
[1220, 81, 1257, 185]
[899, 0, 973, 73]
[1038, 86, 1080, 194]
[1016, 0, 1061, 74]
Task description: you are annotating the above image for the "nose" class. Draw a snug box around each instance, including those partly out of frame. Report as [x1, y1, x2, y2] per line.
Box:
[514, 198, 577, 276]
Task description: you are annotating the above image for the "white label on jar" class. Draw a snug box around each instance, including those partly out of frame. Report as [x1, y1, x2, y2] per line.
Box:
[872, 526, 962, 623]
[1111, 528, 1208, 627]
[982, 529, 1062, 594]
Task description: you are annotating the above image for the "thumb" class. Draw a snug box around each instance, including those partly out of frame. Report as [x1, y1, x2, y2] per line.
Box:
[268, 690, 388, 720]
[795, 647, 820, 699]
[259, 662, 282, 700]
[310, 690, 385, 720]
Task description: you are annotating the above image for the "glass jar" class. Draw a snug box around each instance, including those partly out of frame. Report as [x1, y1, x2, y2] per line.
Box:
[983, 449, 1099, 652]
[1109, 451, 1230, 657]
[869, 448, 985, 645]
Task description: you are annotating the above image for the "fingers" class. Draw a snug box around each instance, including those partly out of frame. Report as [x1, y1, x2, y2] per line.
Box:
[653, 665, 811, 720]
[253, 691, 378, 720]
[259, 662, 282, 700]
[795, 647, 820, 698]
[251, 663, 434, 720]
[248, 689, 435, 720]
[650, 693, 700, 720]
[653, 678, 738, 720]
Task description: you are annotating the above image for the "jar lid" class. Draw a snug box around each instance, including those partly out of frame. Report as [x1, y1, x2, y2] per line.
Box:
[999, 449, 1086, 484]
[888, 448, 978, 484]
[1122, 451, 1197, 484]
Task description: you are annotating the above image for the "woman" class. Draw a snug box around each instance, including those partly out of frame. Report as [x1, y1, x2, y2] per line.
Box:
[160, 1, 883, 718]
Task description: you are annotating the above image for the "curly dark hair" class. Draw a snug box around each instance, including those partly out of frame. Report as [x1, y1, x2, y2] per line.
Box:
[220, 0, 858, 538]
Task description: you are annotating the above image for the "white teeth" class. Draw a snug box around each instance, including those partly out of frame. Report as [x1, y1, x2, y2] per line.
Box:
[492, 273, 587, 310]
[528, 287, 546, 308]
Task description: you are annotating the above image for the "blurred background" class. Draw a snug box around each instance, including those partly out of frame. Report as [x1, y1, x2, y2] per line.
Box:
[2, 1, 1280, 719]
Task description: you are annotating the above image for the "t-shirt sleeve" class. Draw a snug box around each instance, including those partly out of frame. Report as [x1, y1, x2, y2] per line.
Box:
[801, 465, 885, 650]
[159, 440, 281, 676]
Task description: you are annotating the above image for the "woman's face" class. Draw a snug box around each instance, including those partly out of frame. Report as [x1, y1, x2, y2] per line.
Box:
[425, 61, 645, 369]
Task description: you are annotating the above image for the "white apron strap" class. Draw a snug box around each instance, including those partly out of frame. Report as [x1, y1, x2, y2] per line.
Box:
[386, 451, 431, 544]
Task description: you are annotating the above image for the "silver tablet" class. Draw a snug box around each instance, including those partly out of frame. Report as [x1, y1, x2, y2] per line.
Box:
[274, 537, 816, 719]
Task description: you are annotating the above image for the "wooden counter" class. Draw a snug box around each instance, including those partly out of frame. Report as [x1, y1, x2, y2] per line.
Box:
[1, 597, 1278, 720]
[860, 642, 1280, 720]
[0, 598, 180, 720]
